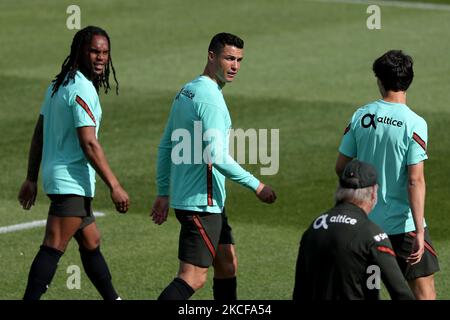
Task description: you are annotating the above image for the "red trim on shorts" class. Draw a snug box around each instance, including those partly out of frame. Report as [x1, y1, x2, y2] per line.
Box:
[408, 231, 438, 257]
[75, 95, 96, 125]
[192, 215, 216, 258]
[377, 246, 396, 257]
[412, 132, 426, 152]
[207, 164, 213, 206]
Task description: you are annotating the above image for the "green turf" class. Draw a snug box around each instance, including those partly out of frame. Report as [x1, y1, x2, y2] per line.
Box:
[1, 0, 449, 299]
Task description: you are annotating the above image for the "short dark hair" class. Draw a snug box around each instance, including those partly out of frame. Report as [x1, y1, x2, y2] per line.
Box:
[208, 32, 244, 54]
[372, 50, 414, 92]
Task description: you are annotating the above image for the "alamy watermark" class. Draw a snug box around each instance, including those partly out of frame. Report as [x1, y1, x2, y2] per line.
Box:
[366, 264, 381, 290]
[367, 5, 381, 29]
[171, 121, 279, 175]
[66, 264, 81, 290]
[66, 5, 81, 30]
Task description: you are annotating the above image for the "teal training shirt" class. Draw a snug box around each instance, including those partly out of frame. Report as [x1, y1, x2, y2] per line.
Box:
[339, 99, 428, 235]
[40, 71, 102, 197]
[157, 75, 260, 212]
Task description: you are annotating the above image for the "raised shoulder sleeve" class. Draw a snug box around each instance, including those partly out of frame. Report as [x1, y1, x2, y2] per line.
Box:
[338, 111, 358, 158]
[70, 83, 98, 128]
[407, 116, 428, 165]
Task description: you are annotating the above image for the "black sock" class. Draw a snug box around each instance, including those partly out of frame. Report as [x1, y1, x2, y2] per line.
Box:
[23, 245, 64, 300]
[158, 277, 195, 300]
[79, 246, 119, 300]
[213, 277, 237, 301]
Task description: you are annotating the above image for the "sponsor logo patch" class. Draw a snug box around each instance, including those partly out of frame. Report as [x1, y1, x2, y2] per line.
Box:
[373, 232, 388, 242]
[361, 113, 403, 129]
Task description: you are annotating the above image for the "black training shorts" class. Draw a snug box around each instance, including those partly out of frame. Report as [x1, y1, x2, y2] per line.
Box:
[175, 208, 234, 268]
[389, 228, 440, 281]
[47, 194, 96, 230]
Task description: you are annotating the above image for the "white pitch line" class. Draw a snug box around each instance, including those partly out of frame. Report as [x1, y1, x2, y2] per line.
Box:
[312, 0, 450, 12]
[0, 211, 106, 234]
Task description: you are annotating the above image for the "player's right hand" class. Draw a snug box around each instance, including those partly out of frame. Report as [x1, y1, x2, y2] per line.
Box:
[151, 196, 169, 225]
[111, 185, 129, 213]
[407, 231, 425, 265]
[256, 183, 277, 204]
[18, 179, 37, 210]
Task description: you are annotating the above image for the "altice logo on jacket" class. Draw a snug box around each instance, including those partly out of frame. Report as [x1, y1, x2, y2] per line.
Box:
[361, 113, 404, 129]
[170, 121, 279, 175]
[312, 214, 358, 230]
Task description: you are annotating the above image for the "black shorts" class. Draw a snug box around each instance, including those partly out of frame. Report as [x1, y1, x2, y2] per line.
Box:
[389, 228, 440, 281]
[175, 208, 234, 268]
[47, 194, 96, 230]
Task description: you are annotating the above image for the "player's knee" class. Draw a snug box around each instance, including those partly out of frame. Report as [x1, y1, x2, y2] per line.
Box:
[215, 259, 237, 278]
[426, 290, 436, 300]
[410, 277, 436, 300]
[225, 260, 237, 277]
[414, 286, 436, 300]
[192, 280, 206, 291]
[81, 236, 101, 251]
[43, 237, 69, 252]
[179, 268, 208, 291]
[186, 273, 208, 291]
[415, 290, 436, 300]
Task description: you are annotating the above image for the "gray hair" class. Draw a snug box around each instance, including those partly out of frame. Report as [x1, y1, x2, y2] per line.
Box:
[334, 185, 374, 203]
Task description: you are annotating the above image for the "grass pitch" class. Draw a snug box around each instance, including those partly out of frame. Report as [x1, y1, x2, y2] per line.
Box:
[1, 0, 450, 299]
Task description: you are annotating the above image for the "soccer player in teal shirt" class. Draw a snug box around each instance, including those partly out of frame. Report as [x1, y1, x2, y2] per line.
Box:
[151, 33, 277, 300]
[336, 50, 439, 299]
[18, 26, 129, 300]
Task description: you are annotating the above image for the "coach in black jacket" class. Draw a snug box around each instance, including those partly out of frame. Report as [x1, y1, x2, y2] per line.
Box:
[293, 160, 415, 300]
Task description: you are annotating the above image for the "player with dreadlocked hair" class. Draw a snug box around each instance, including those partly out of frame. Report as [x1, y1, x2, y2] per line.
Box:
[52, 26, 119, 96]
[18, 26, 129, 300]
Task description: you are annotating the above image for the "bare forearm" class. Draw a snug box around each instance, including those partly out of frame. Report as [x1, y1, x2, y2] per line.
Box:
[335, 153, 353, 177]
[81, 140, 120, 190]
[408, 178, 425, 233]
[26, 116, 43, 182]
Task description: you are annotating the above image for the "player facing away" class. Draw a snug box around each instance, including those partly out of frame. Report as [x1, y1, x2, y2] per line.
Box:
[18, 26, 129, 300]
[151, 32, 277, 300]
[336, 50, 439, 299]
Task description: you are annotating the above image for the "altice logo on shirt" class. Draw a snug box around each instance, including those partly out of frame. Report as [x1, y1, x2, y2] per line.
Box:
[170, 121, 279, 175]
[361, 113, 404, 129]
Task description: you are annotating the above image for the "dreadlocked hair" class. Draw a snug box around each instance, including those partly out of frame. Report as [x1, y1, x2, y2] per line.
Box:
[51, 26, 119, 96]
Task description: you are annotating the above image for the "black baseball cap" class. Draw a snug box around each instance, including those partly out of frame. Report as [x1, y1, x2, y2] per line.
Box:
[340, 160, 378, 189]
